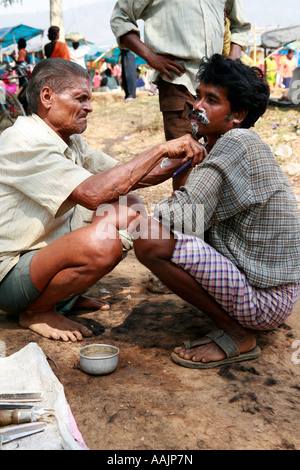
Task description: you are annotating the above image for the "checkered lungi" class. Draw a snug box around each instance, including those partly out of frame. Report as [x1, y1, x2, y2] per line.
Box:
[171, 232, 300, 330]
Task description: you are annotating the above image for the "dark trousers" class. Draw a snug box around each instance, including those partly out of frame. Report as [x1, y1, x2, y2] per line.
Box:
[121, 49, 137, 98]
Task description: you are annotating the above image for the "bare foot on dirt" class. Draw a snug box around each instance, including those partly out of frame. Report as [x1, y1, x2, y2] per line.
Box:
[72, 295, 110, 311]
[19, 309, 93, 342]
[174, 329, 257, 364]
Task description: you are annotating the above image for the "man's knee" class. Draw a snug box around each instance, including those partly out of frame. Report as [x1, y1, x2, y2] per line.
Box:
[123, 193, 145, 210]
[134, 234, 156, 264]
[95, 194, 147, 232]
[133, 218, 175, 265]
[86, 223, 124, 270]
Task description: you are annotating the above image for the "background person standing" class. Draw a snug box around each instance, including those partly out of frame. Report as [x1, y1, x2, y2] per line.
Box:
[111, 0, 250, 140]
[45, 26, 71, 60]
[266, 52, 278, 89]
[280, 49, 297, 89]
[70, 38, 90, 69]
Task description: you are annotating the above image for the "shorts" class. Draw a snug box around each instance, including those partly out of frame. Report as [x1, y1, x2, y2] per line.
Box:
[171, 232, 300, 330]
[0, 251, 80, 314]
[158, 78, 195, 141]
[0, 251, 41, 313]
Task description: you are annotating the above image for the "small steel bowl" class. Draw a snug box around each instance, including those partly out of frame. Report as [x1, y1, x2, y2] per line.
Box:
[79, 344, 119, 375]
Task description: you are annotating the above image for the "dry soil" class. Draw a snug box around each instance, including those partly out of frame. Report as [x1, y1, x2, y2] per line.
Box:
[0, 90, 300, 451]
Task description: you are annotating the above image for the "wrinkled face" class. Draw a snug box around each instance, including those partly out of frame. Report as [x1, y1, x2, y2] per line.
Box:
[191, 82, 234, 141]
[46, 76, 93, 141]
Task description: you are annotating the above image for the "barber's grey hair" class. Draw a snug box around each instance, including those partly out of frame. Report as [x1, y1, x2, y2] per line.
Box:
[27, 57, 90, 114]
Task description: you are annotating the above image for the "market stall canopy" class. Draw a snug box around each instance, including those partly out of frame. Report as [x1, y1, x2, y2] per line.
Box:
[85, 43, 146, 66]
[0, 24, 44, 62]
[261, 25, 300, 49]
[0, 24, 44, 48]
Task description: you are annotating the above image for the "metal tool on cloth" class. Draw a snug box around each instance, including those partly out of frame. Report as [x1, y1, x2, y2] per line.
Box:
[0, 392, 43, 403]
[0, 422, 46, 448]
[0, 393, 49, 447]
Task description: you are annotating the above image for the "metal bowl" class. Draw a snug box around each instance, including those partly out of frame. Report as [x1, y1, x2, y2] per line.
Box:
[79, 344, 119, 375]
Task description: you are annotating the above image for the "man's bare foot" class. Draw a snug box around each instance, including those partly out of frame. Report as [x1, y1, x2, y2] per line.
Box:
[174, 328, 256, 364]
[19, 309, 93, 342]
[72, 295, 110, 311]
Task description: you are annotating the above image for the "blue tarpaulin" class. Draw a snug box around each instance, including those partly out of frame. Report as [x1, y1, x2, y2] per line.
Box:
[85, 43, 146, 66]
[0, 24, 44, 48]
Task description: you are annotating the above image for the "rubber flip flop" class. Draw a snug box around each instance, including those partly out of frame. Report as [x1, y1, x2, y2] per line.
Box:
[171, 328, 261, 369]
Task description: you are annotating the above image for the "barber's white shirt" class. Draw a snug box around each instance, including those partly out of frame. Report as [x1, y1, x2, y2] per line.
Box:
[0, 114, 117, 281]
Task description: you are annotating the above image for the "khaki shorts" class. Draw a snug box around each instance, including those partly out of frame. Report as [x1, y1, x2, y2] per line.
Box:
[158, 78, 196, 141]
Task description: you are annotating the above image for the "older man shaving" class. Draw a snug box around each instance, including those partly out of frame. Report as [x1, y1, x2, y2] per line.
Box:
[0, 58, 204, 342]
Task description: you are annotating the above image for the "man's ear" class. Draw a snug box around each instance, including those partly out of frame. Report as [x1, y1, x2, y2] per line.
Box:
[40, 86, 54, 110]
[232, 109, 248, 127]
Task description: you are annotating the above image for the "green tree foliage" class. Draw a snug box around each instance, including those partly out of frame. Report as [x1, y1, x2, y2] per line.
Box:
[0, 0, 22, 7]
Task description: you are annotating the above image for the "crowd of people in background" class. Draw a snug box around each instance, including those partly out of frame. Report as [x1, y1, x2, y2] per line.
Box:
[265, 48, 298, 89]
[1, 27, 158, 102]
[42, 25, 158, 98]
[91, 59, 156, 97]
[0, 24, 299, 108]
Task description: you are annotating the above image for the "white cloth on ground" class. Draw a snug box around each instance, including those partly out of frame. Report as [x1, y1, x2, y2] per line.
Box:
[0, 342, 87, 450]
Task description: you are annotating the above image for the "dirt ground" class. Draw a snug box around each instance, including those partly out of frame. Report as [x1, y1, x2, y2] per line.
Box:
[0, 90, 300, 451]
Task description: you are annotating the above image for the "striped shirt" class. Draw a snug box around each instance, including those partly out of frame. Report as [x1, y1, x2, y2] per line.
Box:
[0, 114, 118, 282]
[110, 0, 251, 95]
[154, 129, 300, 288]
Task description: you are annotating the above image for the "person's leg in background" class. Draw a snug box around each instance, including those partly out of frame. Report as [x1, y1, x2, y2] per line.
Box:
[121, 49, 137, 100]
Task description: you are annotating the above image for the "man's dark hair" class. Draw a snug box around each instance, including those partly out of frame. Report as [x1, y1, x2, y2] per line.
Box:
[27, 57, 90, 114]
[197, 54, 270, 128]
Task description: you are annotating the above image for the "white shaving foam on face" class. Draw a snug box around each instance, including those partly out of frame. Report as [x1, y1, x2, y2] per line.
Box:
[191, 121, 199, 136]
[196, 108, 210, 126]
[189, 108, 210, 128]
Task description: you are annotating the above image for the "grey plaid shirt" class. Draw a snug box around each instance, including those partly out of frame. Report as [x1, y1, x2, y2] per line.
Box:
[154, 129, 300, 288]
